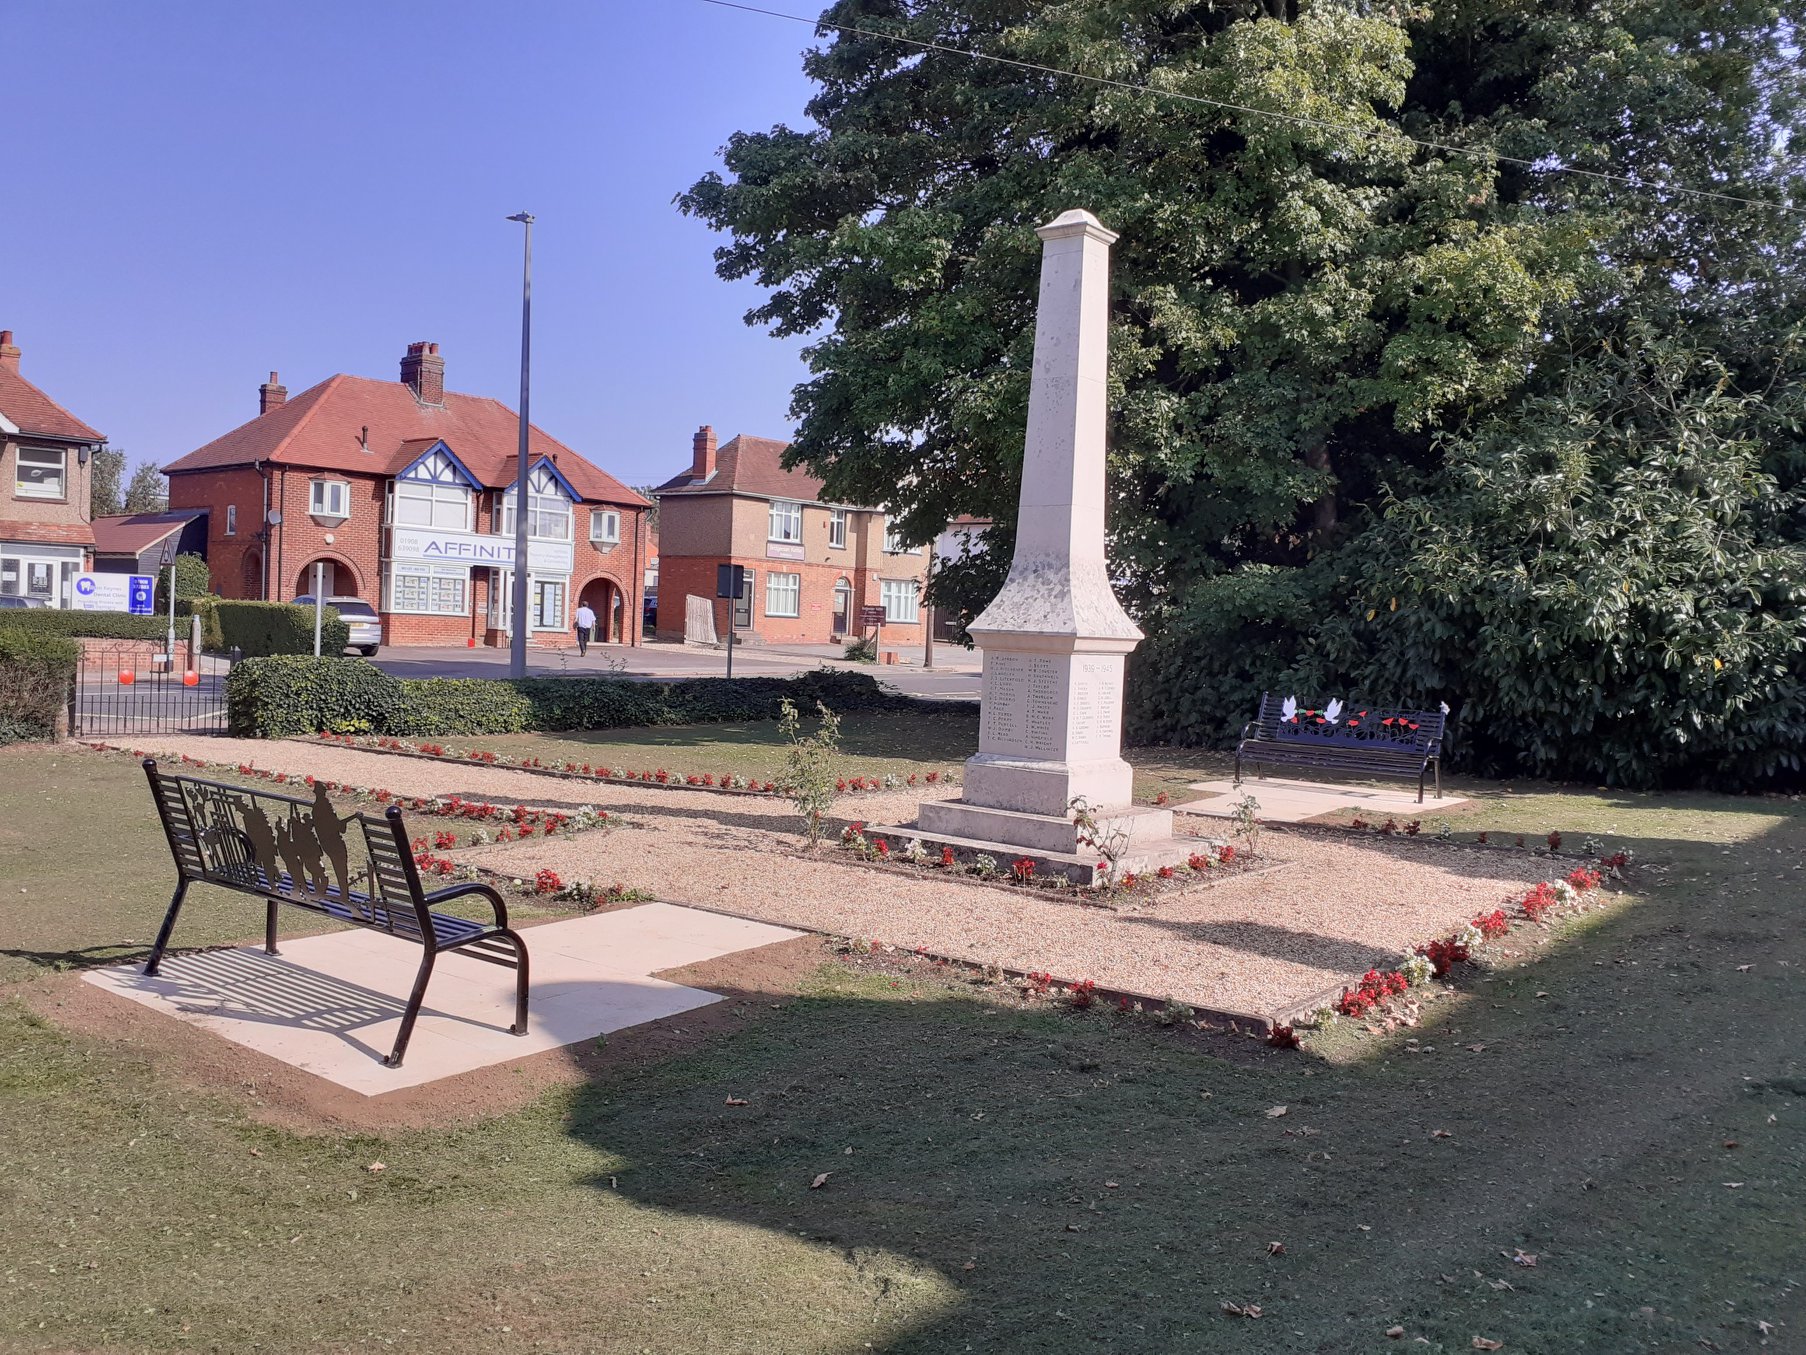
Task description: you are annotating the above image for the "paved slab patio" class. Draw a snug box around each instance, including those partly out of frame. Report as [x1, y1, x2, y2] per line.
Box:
[84, 904, 802, 1095]
[1184, 776, 1468, 824]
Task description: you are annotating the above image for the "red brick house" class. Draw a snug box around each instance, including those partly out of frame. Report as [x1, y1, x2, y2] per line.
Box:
[164, 343, 650, 648]
[0, 329, 107, 605]
[654, 426, 931, 646]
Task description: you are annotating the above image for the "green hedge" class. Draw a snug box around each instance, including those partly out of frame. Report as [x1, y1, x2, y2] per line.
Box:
[225, 655, 403, 737]
[0, 629, 78, 744]
[225, 657, 903, 738]
[0, 610, 167, 641]
[214, 600, 349, 658]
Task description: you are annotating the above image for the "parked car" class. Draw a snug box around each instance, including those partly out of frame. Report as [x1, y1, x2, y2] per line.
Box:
[293, 595, 382, 656]
[0, 595, 48, 609]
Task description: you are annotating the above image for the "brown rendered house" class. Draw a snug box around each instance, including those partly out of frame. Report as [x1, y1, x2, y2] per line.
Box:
[0, 329, 108, 605]
[163, 342, 650, 648]
[654, 426, 931, 647]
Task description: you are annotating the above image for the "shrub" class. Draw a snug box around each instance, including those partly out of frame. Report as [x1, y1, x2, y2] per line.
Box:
[225, 656, 403, 737]
[776, 698, 842, 848]
[154, 552, 211, 608]
[225, 658, 908, 738]
[181, 596, 225, 651]
[214, 600, 349, 657]
[0, 629, 78, 744]
[395, 678, 532, 736]
[0, 609, 166, 642]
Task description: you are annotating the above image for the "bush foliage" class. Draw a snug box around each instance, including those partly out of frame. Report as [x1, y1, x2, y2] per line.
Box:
[226, 657, 903, 738]
[213, 601, 349, 658]
[0, 629, 78, 744]
[0, 610, 167, 642]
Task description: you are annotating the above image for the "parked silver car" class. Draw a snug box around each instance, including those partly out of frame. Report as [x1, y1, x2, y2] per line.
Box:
[294, 595, 382, 656]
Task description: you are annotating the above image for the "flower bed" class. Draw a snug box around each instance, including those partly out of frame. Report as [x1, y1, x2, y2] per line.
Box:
[308, 731, 957, 800]
[831, 820, 1261, 902]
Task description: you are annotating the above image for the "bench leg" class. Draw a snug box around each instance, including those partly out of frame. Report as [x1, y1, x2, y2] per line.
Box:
[384, 951, 437, 1069]
[144, 880, 189, 977]
[499, 929, 530, 1036]
[1232, 751, 1242, 789]
[264, 898, 280, 956]
[1434, 759, 1443, 800]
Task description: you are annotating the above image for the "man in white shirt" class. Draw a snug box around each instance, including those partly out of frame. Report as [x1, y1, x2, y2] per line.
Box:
[573, 601, 598, 656]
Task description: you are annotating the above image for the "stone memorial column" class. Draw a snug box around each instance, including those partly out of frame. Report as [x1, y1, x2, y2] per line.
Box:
[919, 210, 1173, 859]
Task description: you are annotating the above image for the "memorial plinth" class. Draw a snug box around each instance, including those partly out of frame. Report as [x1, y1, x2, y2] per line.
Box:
[904, 209, 1193, 879]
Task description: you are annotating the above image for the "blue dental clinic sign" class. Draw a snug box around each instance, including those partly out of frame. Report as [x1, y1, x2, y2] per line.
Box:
[72, 574, 156, 614]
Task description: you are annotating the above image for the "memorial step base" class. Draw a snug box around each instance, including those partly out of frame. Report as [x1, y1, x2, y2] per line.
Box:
[918, 797, 1174, 856]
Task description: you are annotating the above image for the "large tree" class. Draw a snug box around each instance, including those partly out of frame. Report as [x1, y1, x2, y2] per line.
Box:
[122, 463, 167, 514]
[88, 446, 124, 518]
[683, 0, 1806, 786]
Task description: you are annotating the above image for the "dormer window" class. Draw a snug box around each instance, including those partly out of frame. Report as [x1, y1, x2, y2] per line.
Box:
[309, 479, 350, 520]
[392, 450, 473, 530]
[498, 463, 573, 541]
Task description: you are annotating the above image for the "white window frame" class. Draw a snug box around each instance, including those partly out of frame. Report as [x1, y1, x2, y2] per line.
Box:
[497, 466, 573, 541]
[828, 507, 847, 549]
[768, 499, 803, 544]
[532, 577, 566, 630]
[882, 519, 918, 555]
[881, 578, 920, 624]
[14, 447, 66, 500]
[225, 505, 236, 536]
[384, 562, 469, 616]
[309, 479, 350, 519]
[392, 478, 472, 531]
[589, 508, 621, 545]
[765, 571, 800, 618]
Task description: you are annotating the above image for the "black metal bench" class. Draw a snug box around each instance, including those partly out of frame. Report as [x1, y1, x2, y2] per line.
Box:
[141, 758, 529, 1068]
[1234, 694, 1446, 802]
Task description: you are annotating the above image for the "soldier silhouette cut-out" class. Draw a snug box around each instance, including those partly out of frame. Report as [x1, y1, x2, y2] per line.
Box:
[238, 799, 281, 886]
[306, 782, 362, 917]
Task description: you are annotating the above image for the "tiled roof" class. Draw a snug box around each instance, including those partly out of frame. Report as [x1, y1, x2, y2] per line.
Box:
[0, 365, 105, 442]
[655, 434, 829, 502]
[0, 519, 94, 547]
[92, 510, 204, 557]
[162, 373, 647, 508]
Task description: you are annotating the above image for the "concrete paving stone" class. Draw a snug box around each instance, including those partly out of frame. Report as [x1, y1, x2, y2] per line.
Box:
[83, 904, 802, 1096]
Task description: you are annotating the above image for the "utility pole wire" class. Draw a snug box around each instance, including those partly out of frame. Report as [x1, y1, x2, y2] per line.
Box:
[698, 0, 1806, 219]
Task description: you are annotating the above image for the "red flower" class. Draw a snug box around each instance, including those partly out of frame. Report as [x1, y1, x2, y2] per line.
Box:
[941, 847, 955, 867]
[1217, 844, 1236, 865]
[1187, 852, 1211, 871]
[1157, 865, 1176, 879]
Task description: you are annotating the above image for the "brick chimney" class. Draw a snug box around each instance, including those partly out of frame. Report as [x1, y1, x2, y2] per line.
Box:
[0, 330, 20, 372]
[691, 424, 717, 481]
[259, 371, 288, 415]
[401, 341, 445, 405]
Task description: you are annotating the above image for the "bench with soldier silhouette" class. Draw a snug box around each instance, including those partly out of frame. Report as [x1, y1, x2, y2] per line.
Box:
[1233, 694, 1447, 803]
[140, 758, 530, 1068]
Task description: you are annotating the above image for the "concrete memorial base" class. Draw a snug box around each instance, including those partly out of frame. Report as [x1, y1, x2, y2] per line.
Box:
[884, 801, 1210, 886]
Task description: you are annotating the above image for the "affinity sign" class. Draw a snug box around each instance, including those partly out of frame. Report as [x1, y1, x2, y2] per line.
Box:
[390, 527, 573, 574]
[72, 573, 156, 614]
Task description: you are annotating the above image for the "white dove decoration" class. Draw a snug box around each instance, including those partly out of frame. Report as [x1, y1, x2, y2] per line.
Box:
[1281, 695, 1298, 722]
[1324, 698, 1344, 725]
[1440, 701, 1451, 715]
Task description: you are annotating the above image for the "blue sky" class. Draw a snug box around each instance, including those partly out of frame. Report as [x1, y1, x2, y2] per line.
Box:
[3, 2, 825, 488]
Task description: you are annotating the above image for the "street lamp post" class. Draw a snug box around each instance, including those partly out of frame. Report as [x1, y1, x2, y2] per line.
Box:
[506, 212, 534, 679]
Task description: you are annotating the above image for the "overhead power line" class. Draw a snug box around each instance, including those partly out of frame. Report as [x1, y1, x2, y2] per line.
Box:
[698, 0, 1806, 219]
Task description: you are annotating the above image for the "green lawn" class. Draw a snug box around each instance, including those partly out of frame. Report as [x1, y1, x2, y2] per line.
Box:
[1, 743, 1802, 1353]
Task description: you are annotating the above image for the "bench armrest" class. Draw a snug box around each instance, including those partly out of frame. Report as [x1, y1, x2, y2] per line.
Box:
[1238, 720, 1257, 744]
[423, 880, 511, 928]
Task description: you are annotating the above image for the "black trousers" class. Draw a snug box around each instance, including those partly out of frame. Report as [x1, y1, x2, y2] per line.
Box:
[575, 624, 590, 655]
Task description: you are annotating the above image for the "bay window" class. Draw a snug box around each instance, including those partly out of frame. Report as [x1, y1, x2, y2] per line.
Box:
[309, 479, 350, 519]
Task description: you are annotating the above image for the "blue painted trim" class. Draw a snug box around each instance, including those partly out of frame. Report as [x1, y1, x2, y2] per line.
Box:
[396, 440, 482, 489]
[502, 455, 581, 503]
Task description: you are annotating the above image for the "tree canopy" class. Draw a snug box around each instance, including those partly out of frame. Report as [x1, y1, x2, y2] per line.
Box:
[682, 0, 1806, 786]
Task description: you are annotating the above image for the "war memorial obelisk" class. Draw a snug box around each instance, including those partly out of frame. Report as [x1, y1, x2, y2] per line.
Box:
[913, 210, 1187, 879]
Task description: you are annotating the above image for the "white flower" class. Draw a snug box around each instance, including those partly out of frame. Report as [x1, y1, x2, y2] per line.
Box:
[1401, 953, 1434, 987]
[903, 837, 927, 863]
[1458, 924, 1486, 951]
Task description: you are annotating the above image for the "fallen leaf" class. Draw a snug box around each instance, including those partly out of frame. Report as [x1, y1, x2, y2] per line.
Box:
[1265, 1105, 1289, 1118]
[725, 1097, 749, 1107]
[248, 1148, 262, 1157]
[1387, 1327, 1406, 1340]
[1267, 1241, 1285, 1255]
[962, 1260, 977, 1272]
[1724, 1182, 1745, 1188]
[810, 1172, 832, 1190]
[1468, 1043, 1487, 1053]
[1220, 1302, 1263, 1319]
[1758, 1320, 1775, 1336]
[1472, 1340, 1504, 1352]
[1431, 1129, 1454, 1140]
[1737, 964, 1753, 972]
[365, 1162, 386, 1174]
[1358, 1224, 1372, 1232]
[1723, 1140, 1739, 1149]
[1511, 1250, 1538, 1267]
[1104, 1181, 1120, 1189]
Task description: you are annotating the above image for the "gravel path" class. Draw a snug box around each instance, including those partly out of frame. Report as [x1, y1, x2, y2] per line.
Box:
[115, 736, 1553, 1018]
